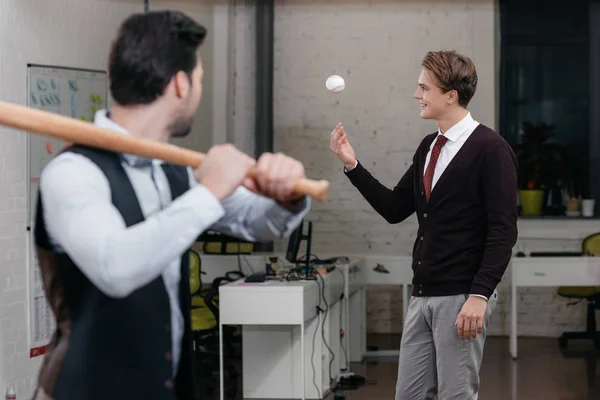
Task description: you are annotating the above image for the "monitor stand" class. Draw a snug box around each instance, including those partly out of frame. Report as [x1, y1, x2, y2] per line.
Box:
[297, 221, 314, 279]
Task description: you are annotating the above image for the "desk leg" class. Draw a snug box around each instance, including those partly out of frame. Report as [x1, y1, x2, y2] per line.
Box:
[345, 292, 350, 371]
[344, 269, 350, 372]
[301, 322, 306, 400]
[219, 322, 224, 400]
[510, 272, 517, 359]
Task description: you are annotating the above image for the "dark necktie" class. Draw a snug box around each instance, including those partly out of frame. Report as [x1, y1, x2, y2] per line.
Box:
[424, 135, 448, 201]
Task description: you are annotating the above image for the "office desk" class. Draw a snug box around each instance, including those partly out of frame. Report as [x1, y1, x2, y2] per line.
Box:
[510, 256, 600, 359]
[218, 259, 365, 400]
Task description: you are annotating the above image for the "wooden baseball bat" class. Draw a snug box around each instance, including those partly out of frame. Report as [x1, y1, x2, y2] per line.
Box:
[0, 101, 329, 202]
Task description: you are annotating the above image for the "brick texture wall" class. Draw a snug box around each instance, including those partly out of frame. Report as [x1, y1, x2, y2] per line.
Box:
[0, 1, 215, 397]
[228, 0, 595, 338]
[229, 0, 257, 155]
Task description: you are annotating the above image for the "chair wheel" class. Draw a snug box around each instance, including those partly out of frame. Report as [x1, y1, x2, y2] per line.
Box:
[558, 336, 567, 349]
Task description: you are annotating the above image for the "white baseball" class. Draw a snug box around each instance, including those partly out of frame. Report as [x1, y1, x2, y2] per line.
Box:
[326, 75, 345, 94]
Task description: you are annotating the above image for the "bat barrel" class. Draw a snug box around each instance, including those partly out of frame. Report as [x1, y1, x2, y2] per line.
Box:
[0, 101, 328, 202]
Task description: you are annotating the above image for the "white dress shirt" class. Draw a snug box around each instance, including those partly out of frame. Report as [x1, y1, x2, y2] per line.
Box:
[423, 112, 480, 190]
[39, 109, 310, 376]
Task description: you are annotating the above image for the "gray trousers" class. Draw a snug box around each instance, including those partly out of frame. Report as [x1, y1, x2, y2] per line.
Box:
[395, 291, 498, 400]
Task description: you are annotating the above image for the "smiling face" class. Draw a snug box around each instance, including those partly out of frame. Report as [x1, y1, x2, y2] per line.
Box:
[413, 68, 456, 121]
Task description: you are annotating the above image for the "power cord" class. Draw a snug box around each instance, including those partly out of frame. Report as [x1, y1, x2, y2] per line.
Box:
[333, 267, 349, 370]
[315, 271, 336, 388]
[311, 282, 323, 399]
[294, 252, 363, 395]
[318, 262, 369, 394]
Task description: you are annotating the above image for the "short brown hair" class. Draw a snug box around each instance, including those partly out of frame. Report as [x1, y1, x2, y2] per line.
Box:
[421, 50, 478, 108]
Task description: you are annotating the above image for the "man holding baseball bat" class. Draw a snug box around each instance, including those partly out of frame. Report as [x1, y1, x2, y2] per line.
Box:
[33, 11, 309, 400]
[330, 50, 517, 399]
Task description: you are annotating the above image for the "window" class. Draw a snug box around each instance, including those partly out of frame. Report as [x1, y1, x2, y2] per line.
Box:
[499, 0, 598, 218]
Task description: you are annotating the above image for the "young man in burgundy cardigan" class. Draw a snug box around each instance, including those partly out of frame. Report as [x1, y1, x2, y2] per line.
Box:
[330, 50, 518, 399]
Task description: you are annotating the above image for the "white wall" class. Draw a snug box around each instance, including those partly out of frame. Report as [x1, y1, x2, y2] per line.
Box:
[153, 0, 216, 153]
[227, 0, 596, 338]
[0, 0, 217, 397]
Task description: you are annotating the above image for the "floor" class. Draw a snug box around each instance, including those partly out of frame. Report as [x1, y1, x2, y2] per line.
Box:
[327, 337, 600, 400]
[215, 336, 600, 400]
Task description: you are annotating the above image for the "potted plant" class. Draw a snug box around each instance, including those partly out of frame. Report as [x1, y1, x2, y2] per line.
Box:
[513, 122, 565, 216]
[563, 152, 586, 216]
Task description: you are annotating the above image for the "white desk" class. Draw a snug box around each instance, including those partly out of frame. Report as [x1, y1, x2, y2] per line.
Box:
[510, 256, 600, 359]
[218, 258, 365, 400]
[342, 259, 367, 367]
[359, 255, 413, 357]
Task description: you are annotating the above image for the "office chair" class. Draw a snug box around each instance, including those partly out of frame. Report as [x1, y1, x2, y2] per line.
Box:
[557, 232, 600, 350]
[188, 249, 241, 398]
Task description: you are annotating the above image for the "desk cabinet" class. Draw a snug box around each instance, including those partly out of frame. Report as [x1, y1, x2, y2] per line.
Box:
[510, 257, 600, 359]
[219, 259, 365, 400]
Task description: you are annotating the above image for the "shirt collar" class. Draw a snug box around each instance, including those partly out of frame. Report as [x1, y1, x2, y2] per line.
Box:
[437, 112, 474, 143]
[93, 109, 156, 167]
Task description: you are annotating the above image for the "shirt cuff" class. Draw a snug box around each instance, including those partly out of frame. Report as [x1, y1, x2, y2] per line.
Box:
[469, 282, 493, 300]
[343, 159, 359, 172]
[469, 294, 488, 301]
[266, 197, 311, 237]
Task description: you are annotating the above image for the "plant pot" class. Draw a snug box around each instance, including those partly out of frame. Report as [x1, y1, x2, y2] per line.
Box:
[565, 196, 582, 217]
[520, 189, 544, 216]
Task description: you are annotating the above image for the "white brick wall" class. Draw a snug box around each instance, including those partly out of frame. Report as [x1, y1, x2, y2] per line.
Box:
[0, 1, 216, 397]
[227, 0, 597, 338]
[155, 0, 216, 154]
[229, 0, 257, 156]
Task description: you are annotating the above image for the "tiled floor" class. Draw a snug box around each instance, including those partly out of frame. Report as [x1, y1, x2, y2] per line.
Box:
[217, 336, 600, 399]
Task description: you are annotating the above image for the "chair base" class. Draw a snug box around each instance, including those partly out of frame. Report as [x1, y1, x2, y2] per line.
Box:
[194, 350, 239, 399]
[558, 331, 600, 350]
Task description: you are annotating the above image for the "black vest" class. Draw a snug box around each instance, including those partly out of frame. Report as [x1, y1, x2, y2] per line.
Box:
[33, 145, 195, 400]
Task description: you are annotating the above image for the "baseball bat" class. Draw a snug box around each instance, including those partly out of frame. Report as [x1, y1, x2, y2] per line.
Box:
[0, 101, 329, 202]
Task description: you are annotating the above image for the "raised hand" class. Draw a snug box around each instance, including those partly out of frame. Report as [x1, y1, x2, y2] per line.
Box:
[330, 122, 357, 170]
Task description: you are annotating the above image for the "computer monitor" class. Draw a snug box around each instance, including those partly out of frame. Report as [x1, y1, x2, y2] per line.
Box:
[285, 219, 313, 275]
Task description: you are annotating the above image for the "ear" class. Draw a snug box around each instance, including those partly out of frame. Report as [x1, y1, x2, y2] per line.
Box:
[173, 71, 191, 99]
[447, 89, 459, 105]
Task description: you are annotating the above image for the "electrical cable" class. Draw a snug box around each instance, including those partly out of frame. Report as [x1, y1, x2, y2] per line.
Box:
[315, 271, 335, 388]
[311, 284, 323, 399]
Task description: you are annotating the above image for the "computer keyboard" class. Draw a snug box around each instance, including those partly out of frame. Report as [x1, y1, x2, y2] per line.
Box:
[244, 273, 267, 283]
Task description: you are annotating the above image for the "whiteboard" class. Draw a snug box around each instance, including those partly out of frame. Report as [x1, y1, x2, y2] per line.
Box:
[26, 64, 108, 357]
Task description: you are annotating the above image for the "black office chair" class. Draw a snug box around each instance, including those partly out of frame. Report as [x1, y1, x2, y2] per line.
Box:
[557, 232, 600, 350]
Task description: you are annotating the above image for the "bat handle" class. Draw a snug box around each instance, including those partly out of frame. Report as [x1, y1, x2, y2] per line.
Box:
[244, 167, 329, 202]
[293, 178, 330, 203]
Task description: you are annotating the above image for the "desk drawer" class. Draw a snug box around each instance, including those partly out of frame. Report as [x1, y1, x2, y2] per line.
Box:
[514, 260, 600, 286]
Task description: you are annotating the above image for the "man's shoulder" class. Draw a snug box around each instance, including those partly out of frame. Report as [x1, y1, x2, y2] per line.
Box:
[43, 147, 102, 172]
[40, 148, 110, 194]
[472, 123, 513, 149]
[470, 123, 517, 168]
